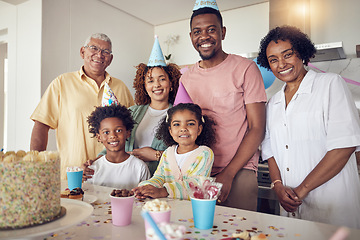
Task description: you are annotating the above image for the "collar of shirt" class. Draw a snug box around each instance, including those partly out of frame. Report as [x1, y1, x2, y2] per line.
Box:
[273, 69, 316, 105]
[79, 66, 112, 89]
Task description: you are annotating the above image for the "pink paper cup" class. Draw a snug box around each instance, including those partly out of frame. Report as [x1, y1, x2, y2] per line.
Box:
[144, 209, 171, 240]
[110, 194, 135, 226]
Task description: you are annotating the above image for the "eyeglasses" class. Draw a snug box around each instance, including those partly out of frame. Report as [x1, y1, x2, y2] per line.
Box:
[85, 45, 112, 56]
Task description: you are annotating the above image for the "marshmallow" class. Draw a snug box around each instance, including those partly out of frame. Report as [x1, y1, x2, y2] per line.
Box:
[66, 166, 83, 172]
[143, 199, 171, 212]
[146, 223, 186, 240]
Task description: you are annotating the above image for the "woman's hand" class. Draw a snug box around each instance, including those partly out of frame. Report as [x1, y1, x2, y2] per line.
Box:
[293, 185, 310, 200]
[273, 183, 302, 213]
[128, 147, 159, 162]
[132, 185, 168, 199]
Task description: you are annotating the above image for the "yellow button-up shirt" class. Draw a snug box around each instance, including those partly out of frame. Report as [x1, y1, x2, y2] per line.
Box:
[31, 67, 134, 179]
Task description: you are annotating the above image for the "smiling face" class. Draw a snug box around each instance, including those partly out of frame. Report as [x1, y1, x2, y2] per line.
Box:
[96, 117, 130, 153]
[80, 37, 113, 79]
[144, 67, 171, 107]
[190, 13, 225, 61]
[169, 109, 203, 152]
[266, 40, 307, 84]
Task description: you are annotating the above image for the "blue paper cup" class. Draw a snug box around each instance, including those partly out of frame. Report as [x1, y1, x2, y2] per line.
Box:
[190, 197, 216, 230]
[67, 171, 83, 190]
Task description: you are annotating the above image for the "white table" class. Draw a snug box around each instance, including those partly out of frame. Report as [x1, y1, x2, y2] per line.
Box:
[6, 181, 360, 240]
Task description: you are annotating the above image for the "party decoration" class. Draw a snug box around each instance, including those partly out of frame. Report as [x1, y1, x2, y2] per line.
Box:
[193, 0, 219, 11]
[102, 82, 119, 106]
[148, 35, 167, 67]
[174, 82, 193, 105]
[188, 177, 222, 199]
[253, 57, 276, 89]
[308, 63, 360, 86]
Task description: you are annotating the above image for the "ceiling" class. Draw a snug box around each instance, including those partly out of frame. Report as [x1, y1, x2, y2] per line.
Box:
[100, 0, 268, 26]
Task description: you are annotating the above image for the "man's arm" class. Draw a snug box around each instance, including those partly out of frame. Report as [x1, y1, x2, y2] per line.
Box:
[216, 102, 266, 202]
[30, 121, 50, 151]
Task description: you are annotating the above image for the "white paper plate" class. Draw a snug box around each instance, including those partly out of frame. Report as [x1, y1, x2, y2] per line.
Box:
[0, 198, 93, 240]
[83, 194, 97, 204]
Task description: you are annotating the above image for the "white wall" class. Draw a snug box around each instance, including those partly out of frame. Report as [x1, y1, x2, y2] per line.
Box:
[1, 0, 359, 151]
[41, 0, 154, 97]
[154, 3, 270, 66]
[310, 0, 360, 58]
[0, 43, 6, 149]
[155, 0, 360, 65]
[40, 0, 155, 150]
[0, 0, 42, 151]
[0, 0, 154, 151]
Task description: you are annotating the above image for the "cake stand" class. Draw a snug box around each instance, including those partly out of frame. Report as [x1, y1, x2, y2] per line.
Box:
[0, 199, 93, 240]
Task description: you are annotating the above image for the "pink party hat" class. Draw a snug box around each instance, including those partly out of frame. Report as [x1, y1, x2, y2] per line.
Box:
[147, 35, 167, 67]
[102, 82, 119, 106]
[193, 0, 219, 11]
[174, 82, 193, 105]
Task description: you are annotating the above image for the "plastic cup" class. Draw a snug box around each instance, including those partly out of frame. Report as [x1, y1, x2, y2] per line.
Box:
[190, 197, 216, 230]
[66, 170, 83, 190]
[144, 209, 171, 240]
[110, 194, 135, 226]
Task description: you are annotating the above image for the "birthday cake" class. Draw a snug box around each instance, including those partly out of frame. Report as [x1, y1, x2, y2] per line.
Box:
[0, 150, 61, 229]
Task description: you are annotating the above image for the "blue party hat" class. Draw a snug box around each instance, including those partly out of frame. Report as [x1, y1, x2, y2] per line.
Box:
[193, 0, 219, 11]
[147, 35, 166, 67]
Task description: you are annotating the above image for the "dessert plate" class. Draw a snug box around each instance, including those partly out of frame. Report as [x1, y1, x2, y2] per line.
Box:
[0, 199, 93, 240]
[84, 194, 97, 204]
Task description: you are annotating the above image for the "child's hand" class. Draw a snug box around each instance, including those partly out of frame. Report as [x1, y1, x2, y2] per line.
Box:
[132, 185, 168, 199]
[82, 159, 95, 181]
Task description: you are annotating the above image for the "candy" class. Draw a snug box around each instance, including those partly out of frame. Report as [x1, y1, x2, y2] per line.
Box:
[188, 177, 222, 199]
[111, 189, 134, 197]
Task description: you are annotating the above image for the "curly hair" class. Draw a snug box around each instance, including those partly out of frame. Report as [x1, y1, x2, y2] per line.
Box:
[87, 104, 135, 137]
[133, 63, 181, 105]
[155, 103, 216, 147]
[257, 25, 316, 70]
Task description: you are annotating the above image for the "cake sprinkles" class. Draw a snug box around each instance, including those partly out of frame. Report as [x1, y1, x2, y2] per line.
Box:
[0, 150, 61, 229]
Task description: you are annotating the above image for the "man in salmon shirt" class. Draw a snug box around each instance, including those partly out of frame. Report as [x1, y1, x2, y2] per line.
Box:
[179, 0, 267, 210]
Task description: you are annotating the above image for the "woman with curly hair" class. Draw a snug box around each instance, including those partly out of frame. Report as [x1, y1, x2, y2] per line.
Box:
[132, 103, 216, 200]
[125, 62, 181, 175]
[258, 25, 360, 228]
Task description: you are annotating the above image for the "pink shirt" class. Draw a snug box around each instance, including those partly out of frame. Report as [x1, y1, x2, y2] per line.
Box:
[181, 54, 267, 174]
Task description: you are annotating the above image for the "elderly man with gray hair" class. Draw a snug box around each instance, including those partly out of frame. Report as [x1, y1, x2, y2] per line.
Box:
[30, 33, 134, 179]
